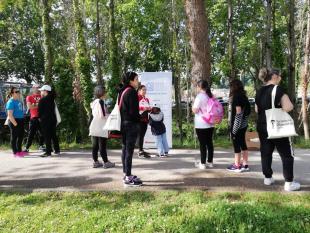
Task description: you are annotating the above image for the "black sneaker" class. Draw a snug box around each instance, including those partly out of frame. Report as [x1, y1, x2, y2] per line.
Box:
[40, 152, 51, 158]
[241, 165, 250, 172]
[123, 175, 143, 187]
[138, 151, 151, 159]
[54, 151, 61, 156]
[93, 161, 103, 168]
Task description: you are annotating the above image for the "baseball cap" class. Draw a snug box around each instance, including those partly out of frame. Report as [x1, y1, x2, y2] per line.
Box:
[39, 85, 52, 92]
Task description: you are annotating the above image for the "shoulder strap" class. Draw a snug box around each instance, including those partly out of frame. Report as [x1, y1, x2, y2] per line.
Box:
[271, 85, 277, 109]
[118, 87, 131, 110]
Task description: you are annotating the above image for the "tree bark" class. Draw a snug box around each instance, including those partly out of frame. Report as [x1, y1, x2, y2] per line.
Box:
[301, 0, 310, 140]
[265, 0, 272, 69]
[185, 0, 211, 85]
[41, 0, 53, 84]
[228, 0, 235, 81]
[95, 0, 103, 85]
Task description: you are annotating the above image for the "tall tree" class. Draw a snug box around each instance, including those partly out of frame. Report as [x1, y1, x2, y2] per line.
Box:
[265, 0, 272, 68]
[95, 0, 103, 85]
[228, 0, 235, 81]
[172, 0, 183, 142]
[287, 0, 296, 103]
[301, 0, 310, 140]
[185, 0, 211, 84]
[41, 0, 53, 84]
[72, 0, 93, 116]
[107, 0, 120, 101]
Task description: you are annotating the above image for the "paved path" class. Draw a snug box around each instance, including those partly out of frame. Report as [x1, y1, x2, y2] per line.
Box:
[0, 149, 309, 192]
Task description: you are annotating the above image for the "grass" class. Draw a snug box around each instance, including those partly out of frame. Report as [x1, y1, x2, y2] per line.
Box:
[0, 191, 309, 233]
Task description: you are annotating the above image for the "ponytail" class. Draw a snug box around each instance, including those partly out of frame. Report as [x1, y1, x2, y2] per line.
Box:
[259, 68, 281, 83]
[197, 80, 213, 98]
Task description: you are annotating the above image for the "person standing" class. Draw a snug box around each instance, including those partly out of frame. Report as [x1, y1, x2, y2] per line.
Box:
[137, 85, 151, 159]
[38, 85, 60, 157]
[119, 71, 143, 187]
[227, 79, 251, 172]
[192, 80, 215, 169]
[255, 68, 300, 191]
[89, 85, 115, 169]
[24, 84, 45, 152]
[6, 87, 26, 157]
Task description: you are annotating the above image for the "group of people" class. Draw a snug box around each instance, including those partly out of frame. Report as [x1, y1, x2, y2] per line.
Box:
[5, 68, 301, 191]
[5, 84, 60, 158]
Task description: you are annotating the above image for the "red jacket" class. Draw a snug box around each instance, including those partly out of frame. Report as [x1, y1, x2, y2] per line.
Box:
[138, 95, 150, 123]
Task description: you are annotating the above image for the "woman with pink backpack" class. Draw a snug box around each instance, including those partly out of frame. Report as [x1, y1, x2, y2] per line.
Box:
[192, 80, 224, 169]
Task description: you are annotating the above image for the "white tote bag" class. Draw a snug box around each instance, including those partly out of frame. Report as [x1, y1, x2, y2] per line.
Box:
[265, 85, 297, 139]
[55, 102, 61, 126]
[103, 87, 130, 131]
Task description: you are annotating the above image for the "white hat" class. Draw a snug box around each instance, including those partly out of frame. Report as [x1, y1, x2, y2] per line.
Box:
[39, 85, 51, 92]
[152, 103, 160, 108]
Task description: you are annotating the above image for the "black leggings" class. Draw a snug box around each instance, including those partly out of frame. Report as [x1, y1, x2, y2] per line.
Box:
[92, 136, 108, 163]
[121, 122, 139, 176]
[25, 117, 44, 149]
[41, 121, 60, 155]
[232, 127, 248, 153]
[138, 122, 148, 151]
[258, 131, 294, 182]
[195, 128, 214, 164]
[8, 118, 24, 154]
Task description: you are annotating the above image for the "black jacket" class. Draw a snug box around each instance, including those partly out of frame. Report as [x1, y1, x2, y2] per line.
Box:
[118, 85, 140, 123]
[38, 94, 56, 125]
[149, 112, 166, 135]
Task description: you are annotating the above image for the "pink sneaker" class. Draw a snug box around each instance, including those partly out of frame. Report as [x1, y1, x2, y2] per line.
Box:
[14, 152, 25, 158]
[20, 151, 28, 156]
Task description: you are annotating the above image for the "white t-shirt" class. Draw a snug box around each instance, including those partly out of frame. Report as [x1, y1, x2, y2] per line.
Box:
[193, 92, 214, 129]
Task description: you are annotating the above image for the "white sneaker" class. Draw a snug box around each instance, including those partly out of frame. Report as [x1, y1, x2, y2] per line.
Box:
[284, 181, 301, 191]
[264, 177, 275, 186]
[206, 162, 214, 168]
[197, 163, 206, 170]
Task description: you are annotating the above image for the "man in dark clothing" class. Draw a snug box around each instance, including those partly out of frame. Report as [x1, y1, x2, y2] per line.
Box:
[118, 71, 142, 187]
[38, 85, 60, 157]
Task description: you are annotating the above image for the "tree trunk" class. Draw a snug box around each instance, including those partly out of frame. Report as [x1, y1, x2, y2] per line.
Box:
[73, 0, 93, 117]
[172, 0, 183, 143]
[107, 0, 120, 102]
[265, 0, 272, 69]
[41, 0, 53, 84]
[228, 0, 235, 81]
[185, 0, 211, 85]
[95, 0, 103, 85]
[301, 0, 310, 140]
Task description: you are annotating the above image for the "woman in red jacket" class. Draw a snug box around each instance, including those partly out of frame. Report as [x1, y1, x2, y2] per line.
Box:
[137, 85, 152, 158]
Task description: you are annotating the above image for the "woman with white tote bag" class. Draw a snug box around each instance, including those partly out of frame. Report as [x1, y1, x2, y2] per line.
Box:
[255, 68, 300, 191]
[89, 86, 115, 169]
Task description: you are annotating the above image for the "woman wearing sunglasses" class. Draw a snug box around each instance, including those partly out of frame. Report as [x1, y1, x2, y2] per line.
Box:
[6, 87, 26, 157]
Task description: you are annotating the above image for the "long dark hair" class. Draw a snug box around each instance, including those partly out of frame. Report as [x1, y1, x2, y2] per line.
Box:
[258, 67, 281, 83]
[122, 71, 138, 86]
[6, 87, 18, 101]
[197, 80, 213, 98]
[229, 79, 246, 97]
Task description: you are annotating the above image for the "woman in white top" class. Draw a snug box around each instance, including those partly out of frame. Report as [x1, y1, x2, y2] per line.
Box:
[89, 85, 115, 169]
[192, 80, 215, 169]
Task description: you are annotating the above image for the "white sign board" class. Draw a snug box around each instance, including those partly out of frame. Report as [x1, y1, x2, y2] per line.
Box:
[139, 72, 173, 148]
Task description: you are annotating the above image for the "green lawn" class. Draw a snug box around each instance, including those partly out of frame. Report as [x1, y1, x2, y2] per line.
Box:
[0, 191, 309, 233]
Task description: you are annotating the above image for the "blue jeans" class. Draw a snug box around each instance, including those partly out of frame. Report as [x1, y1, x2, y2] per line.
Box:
[156, 133, 169, 155]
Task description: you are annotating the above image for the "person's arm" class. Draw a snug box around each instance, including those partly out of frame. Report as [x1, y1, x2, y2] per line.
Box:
[232, 106, 243, 136]
[27, 102, 38, 110]
[192, 96, 200, 114]
[281, 94, 294, 112]
[7, 110, 17, 126]
[128, 90, 140, 121]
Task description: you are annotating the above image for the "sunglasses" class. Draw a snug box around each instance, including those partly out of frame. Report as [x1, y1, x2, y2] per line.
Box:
[13, 91, 20, 94]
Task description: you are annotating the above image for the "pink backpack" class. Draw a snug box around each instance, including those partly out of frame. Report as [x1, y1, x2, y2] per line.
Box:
[201, 96, 224, 125]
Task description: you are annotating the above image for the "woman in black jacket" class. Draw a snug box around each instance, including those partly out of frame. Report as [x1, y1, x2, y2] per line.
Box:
[118, 71, 142, 187]
[38, 85, 60, 157]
